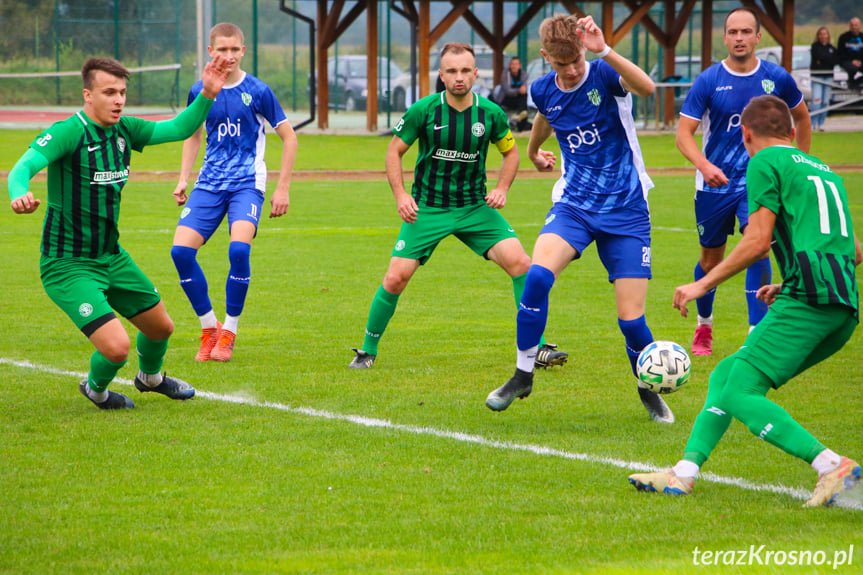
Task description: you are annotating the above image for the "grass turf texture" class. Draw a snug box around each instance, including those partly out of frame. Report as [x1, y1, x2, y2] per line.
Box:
[1, 130, 862, 574]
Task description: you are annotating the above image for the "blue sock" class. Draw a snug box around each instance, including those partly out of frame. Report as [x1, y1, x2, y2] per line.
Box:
[226, 241, 252, 317]
[517, 265, 555, 351]
[694, 262, 716, 319]
[618, 316, 653, 378]
[745, 257, 771, 326]
[171, 245, 212, 316]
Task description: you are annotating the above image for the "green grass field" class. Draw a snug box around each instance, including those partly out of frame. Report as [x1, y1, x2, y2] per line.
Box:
[1, 131, 862, 574]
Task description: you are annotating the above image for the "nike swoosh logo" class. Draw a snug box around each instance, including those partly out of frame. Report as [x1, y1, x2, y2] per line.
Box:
[88, 145, 101, 152]
[434, 125, 448, 131]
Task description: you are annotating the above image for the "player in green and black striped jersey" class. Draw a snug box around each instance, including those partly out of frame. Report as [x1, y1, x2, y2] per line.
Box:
[8, 55, 230, 410]
[629, 95, 861, 506]
[348, 42, 567, 370]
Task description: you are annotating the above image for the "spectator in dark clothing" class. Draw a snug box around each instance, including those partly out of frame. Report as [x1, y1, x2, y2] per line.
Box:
[496, 57, 531, 131]
[498, 57, 528, 114]
[810, 26, 838, 130]
[837, 17, 863, 90]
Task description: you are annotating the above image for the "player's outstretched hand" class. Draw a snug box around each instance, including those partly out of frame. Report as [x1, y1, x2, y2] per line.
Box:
[575, 15, 607, 54]
[756, 283, 781, 306]
[530, 149, 556, 172]
[200, 54, 232, 100]
[485, 187, 507, 209]
[10, 192, 41, 214]
[173, 181, 189, 206]
[269, 189, 290, 218]
[673, 282, 707, 318]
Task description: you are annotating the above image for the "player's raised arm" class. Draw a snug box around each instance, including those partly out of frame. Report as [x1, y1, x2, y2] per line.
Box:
[576, 15, 654, 98]
[199, 53, 232, 99]
[147, 54, 232, 147]
[8, 148, 49, 214]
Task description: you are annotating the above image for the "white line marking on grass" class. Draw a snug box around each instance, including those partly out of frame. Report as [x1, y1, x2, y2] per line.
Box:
[3, 357, 860, 510]
[112, 224, 697, 235]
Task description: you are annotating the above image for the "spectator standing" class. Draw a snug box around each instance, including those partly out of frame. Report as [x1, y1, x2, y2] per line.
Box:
[810, 26, 838, 131]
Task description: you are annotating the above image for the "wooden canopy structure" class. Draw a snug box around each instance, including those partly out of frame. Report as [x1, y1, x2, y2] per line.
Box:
[311, 0, 797, 130]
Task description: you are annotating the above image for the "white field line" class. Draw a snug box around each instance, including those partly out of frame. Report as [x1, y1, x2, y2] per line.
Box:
[3, 356, 859, 510]
[0, 225, 694, 235]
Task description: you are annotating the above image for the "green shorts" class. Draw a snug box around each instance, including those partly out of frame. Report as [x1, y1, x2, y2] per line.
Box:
[40, 247, 162, 336]
[391, 204, 519, 264]
[735, 295, 857, 388]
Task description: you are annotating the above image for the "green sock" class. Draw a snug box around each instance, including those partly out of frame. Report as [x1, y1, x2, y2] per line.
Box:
[682, 356, 735, 467]
[136, 332, 169, 375]
[512, 273, 546, 347]
[723, 359, 824, 464]
[362, 285, 400, 355]
[89, 351, 127, 393]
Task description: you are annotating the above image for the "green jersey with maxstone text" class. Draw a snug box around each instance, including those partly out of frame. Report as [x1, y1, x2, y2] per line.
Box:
[746, 145, 858, 317]
[392, 91, 514, 208]
[29, 113, 155, 258]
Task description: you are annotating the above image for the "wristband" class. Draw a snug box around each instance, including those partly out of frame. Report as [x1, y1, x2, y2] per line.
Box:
[596, 45, 611, 58]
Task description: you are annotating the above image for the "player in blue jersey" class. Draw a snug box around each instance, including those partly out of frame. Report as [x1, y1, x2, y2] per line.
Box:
[676, 7, 811, 356]
[485, 14, 674, 424]
[171, 23, 298, 362]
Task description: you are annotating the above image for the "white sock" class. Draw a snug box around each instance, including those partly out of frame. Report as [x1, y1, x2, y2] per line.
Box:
[672, 460, 700, 478]
[199, 310, 218, 330]
[697, 315, 713, 327]
[812, 449, 841, 476]
[222, 314, 240, 334]
[138, 371, 163, 387]
[516, 345, 538, 373]
[86, 383, 109, 403]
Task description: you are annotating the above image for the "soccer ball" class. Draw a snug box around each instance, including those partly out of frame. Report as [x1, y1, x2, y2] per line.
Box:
[636, 340, 691, 394]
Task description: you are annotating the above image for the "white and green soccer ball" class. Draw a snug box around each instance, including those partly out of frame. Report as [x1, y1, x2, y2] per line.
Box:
[637, 340, 691, 394]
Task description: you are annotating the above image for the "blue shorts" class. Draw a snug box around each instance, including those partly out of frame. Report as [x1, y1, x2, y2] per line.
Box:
[694, 190, 748, 248]
[541, 201, 652, 282]
[178, 186, 265, 242]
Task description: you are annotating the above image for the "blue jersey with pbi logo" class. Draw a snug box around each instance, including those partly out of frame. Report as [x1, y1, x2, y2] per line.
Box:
[680, 59, 803, 195]
[530, 59, 653, 214]
[188, 72, 288, 193]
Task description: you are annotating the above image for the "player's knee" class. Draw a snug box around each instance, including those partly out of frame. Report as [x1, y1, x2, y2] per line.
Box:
[228, 241, 252, 269]
[170, 245, 198, 271]
[382, 271, 409, 294]
[508, 252, 531, 277]
[100, 338, 131, 364]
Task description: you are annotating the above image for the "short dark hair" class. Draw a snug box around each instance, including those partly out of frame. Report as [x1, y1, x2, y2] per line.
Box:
[741, 95, 792, 139]
[440, 42, 475, 61]
[81, 58, 129, 90]
[724, 7, 760, 34]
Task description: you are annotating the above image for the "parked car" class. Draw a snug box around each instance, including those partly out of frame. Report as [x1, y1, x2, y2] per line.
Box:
[754, 45, 813, 104]
[391, 46, 512, 111]
[324, 55, 404, 111]
[755, 45, 863, 112]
